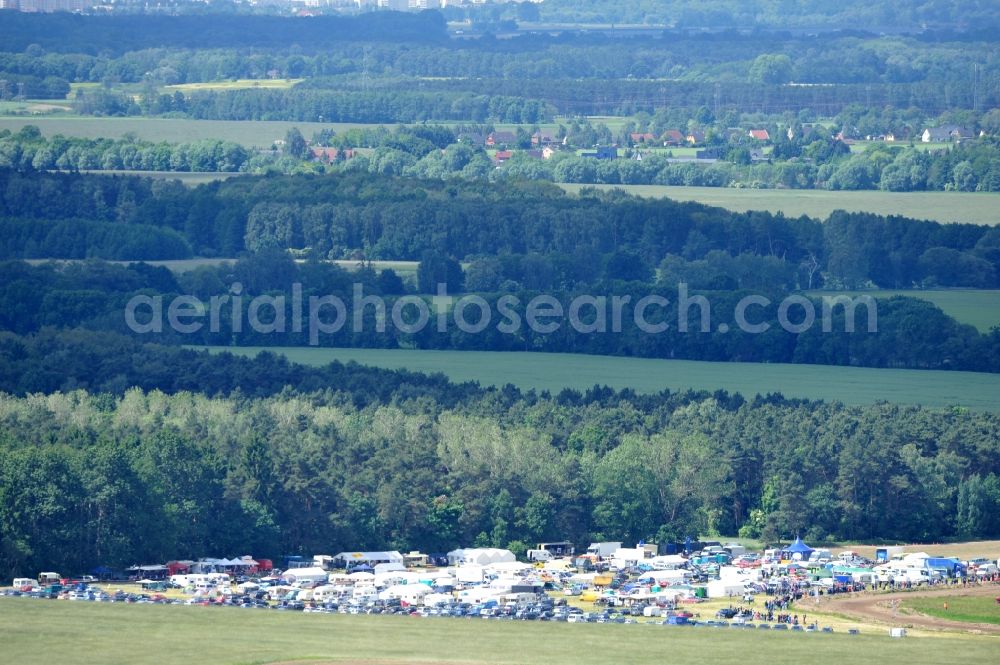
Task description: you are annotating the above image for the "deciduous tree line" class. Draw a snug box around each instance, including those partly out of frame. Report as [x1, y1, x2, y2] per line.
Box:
[0, 328, 997, 578]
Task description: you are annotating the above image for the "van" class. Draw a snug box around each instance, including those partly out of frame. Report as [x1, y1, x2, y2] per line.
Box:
[38, 572, 61, 585]
[809, 549, 832, 563]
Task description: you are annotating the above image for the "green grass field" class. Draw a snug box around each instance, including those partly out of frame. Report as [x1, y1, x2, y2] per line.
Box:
[1, 598, 995, 665]
[559, 183, 1000, 226]
[809, 290, 1000, 333]
[203, 347, 1000, 411]
[905, 596, 1000, 625]
[849, 141, 954, 153]
[164, 78, 304, 92]
[0, 118, 382, 147]
[75, 170, 242, 185]
[24, 257, 420, 275]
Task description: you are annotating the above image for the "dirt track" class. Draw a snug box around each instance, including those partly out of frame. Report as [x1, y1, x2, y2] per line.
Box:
[817, 584, 1000, 635]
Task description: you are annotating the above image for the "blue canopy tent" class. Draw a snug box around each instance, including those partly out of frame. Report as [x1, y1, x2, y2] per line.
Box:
[783, 537, 814, 560]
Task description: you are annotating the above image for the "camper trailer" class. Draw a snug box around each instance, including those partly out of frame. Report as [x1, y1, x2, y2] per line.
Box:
[38, 572, 60, 585]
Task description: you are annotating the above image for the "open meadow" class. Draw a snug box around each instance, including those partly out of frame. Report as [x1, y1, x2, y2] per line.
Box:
[2, 598, 996, 665]
[203, 347, 1000, 411]
[904, 595, 1000, 626]
[164, 78, 304, 92]
[559, 183, 1000, 226]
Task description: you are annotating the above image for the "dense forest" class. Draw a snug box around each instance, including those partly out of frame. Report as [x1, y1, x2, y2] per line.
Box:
[2, 256, 997, 372]
[1, 169, 997, 290]
[2, 13, 997, 119]
[0, 327, 998, 578]
[524, 0, 1000, 31]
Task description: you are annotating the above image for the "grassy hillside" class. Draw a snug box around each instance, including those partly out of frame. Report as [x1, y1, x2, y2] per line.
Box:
[203, 347, 1000, 411]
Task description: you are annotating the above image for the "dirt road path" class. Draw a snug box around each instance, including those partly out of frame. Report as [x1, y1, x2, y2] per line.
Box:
[815, 584, 1000, 635]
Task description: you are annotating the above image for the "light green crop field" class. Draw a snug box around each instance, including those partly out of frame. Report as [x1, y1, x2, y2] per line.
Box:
[0, 118, 382, 147]
[164, 78, 305, 92]
[904, 596, 1000, 626]
[809, 290, 1000, 333]
[559, 183, 1000, 225]
[1, 599, 995, 665]
[203, 347, 1000, 411]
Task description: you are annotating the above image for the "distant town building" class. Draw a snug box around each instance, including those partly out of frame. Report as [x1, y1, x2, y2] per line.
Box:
[922, 125, 974, 142]
[12, 0, 87, 11]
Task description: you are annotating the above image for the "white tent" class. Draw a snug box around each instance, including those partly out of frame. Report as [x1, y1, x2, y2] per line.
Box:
[655, 588, 692, 601]
[706, 580, 745, 598]
[374, 562, 406, 574]
[447, 548, 516, 566]
[639, 569, 690, 584]
[380, 584, 431, 601]
[283, 567, 328, 584]
[649, 555, 688, 570]
[423, 592, 455, 606]
[374, 571, 423, 587]
[454, 565, 484, 583]
[348, 571, 376, 581]
[487, 561, 532, 573]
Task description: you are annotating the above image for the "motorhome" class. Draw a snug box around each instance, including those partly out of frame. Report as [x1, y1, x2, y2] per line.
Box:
[875, 546, 905, 563]
[809, 549, 833, 563]
[38, 572, 60, 585]
[585, 542, 622, 559]
[12, 578, 36, 590]
[611, 547, 648, 566]
[526, 549, 554, 562]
